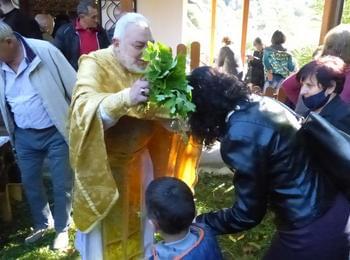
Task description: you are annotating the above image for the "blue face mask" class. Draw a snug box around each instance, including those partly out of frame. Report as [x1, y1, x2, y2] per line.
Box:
[302, 90, 331, 110]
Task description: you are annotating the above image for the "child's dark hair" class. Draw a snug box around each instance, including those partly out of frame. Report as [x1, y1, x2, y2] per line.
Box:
[271, 30, 286, 45]
[254, 37, 262, 46]
[145, 177, 195, 235]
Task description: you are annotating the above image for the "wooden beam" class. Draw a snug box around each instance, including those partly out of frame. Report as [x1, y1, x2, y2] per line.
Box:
[241, 0, 250, 63]
[319, 0, 344, 44]
[209, 0, 217, 65]
[120, 0, 134, 12]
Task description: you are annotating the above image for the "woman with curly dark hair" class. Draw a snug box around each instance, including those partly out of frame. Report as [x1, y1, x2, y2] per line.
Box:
[188, 66, 350, 259]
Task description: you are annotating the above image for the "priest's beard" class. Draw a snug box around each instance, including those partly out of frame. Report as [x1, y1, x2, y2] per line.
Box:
[114, 48, 146, 74]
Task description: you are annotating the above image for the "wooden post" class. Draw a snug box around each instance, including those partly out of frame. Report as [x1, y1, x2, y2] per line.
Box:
[0, 187, 12, 222]
[209, 0, 217, 65]
[8, 183, 22, 202]
[176, 44, 187, 56]
[241, 0, 250, 64]
[190, 42, 200, 71]
[319, 0, 344, 44]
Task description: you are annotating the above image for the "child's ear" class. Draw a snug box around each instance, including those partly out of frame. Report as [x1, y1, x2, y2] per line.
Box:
[149, 219, 160, 232]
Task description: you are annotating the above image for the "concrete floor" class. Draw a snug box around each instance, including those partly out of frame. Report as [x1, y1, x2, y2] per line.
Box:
[198, 142, 232, 175]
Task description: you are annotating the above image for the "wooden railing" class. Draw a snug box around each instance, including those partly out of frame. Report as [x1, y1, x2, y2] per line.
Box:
[176, 42, 201, 71]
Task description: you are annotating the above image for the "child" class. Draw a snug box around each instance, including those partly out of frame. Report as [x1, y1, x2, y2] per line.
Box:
[263, 30, 295, 92]
[145, 177, 223, 260]
[247, 37, 265, 92]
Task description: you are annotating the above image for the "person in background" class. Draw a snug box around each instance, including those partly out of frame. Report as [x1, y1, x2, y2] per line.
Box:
[322, 24, 350, 103]
[217, 36, 243, 80]
[263, 30, 295, 92]
[0, 0, 42, 39]
[282, 24, 350, 113]
[146, 177, 223, 260]
[297, 55, 350, 200]
[35, 14, 55, 42]
[297, 55, 350, 134]
[52, 14, 70, 38]
[54, 0, 110, 70]
[188, 66, 349, 260]
[281, 46, 323, 113]
[247, 37, 264, 91]
[0, 22, 75, 250]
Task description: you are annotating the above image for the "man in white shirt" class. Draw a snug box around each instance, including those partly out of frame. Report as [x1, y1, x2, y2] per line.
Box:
[0, 22, 76, 250]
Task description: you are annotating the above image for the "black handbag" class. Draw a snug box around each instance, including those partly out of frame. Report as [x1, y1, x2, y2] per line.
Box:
[297, 112, 350, 192]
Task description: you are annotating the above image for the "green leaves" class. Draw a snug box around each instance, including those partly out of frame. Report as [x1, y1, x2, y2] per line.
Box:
[142, 41, 195, 119]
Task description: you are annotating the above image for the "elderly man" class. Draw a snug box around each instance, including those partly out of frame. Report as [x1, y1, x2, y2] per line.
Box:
[0, 22, 75, 250]
[54, 0, 109, 70]
[35, 14, 55, 42]
[70, 13, 201, 259]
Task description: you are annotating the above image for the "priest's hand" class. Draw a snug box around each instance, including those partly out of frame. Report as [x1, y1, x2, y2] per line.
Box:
[129, 79, 150, 106]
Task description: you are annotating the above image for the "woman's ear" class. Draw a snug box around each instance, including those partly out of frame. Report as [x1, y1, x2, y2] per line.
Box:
[325, 80, 336, 95]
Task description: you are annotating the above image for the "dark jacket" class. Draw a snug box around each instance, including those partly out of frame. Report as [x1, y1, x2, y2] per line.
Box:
[218, 45, 243, 79]
[320, 95, 350, 198]
[53, 21, 110, 70]
[149, 224, 223, 260]
[249, 50, 264, 88]
[196, 96, 338, 234]
[320, 95, 350, 135]
[2, 8, 42, 39]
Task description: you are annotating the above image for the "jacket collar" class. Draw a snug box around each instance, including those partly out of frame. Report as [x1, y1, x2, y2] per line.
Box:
[75, 19, 98, 32]
[14, 32, 36, 63]
[320, 95, 344, 118]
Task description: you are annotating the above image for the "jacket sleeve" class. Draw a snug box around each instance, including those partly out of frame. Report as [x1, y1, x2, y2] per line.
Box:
[287, 54, 296, 72]
[28, 19, 43, 40]
[281, 73, 301, 105]
[340, 71, 350, 103]
[262, 49, 272, 71]
[249, 51, 262, 67]
[98, 28, 111, 48]
[53, 26, 66, 55]
[196, 126, 269, 235]
[217, 47, 226, 67]
[50, 45, 76, 100]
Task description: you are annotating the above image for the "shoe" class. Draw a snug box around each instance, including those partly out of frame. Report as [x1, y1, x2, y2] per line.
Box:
[24, 228, 48, 244]
[52, 231, 69, 251]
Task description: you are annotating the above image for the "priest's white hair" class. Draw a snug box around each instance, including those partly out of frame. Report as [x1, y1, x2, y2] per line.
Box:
[113, 12, 150, 40]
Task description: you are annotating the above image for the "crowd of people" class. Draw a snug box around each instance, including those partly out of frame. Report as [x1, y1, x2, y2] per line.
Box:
[0, 0, 349, 259]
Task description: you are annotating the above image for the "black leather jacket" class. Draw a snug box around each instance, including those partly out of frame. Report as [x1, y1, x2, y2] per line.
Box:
[320, 95, 350, 135]
[196, 96, 338, 234]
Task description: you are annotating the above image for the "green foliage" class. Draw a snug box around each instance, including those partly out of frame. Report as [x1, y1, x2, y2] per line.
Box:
[342, 0, 350, 23]
[142, 41, 196, 119]
[291, 45, 316, 68]
[311, 0, 324, 17]
[0, 179, 79, 260]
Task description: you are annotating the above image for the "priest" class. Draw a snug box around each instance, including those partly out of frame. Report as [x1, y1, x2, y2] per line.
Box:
[69, 12, 201, 259]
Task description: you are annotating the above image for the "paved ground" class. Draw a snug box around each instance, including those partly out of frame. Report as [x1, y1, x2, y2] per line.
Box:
[198, 142, 232, 175]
